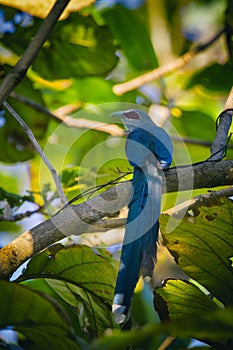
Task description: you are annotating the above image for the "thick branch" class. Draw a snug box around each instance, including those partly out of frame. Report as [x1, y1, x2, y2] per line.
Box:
[0, 160, 232, 279]
[0, 0, 71, 105]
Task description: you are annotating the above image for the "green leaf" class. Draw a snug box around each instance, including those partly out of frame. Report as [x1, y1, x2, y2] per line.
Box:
[0, 77, 48, 163]
[172, 110, 216, 141]
[103, 5, 158, 70]
[32, 13, 118, 79]
[0, 281, 81, 350]
[169, 306, 233, 345]
[17, 244, 116, 337]
[0, 187, 34, 208]
[154, 280, 233, 346]
[186, 63, 233, 93]
[160, 197, 233, 306]
[71, 78, 119, 104]
[154, 279, 218, 322]
[89, 323, 161, 350]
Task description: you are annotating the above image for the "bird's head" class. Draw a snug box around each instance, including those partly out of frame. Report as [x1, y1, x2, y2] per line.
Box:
[110, 109, 153, 132]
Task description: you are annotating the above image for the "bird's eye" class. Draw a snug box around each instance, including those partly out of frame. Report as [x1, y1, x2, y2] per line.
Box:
[123, 110, 141, 120]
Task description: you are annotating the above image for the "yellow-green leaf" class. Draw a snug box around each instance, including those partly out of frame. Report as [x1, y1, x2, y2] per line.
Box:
[0, 0, 95, 20]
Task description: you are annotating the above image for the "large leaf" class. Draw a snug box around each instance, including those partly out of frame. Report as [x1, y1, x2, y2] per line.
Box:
[0, 280, 81, 350]
[17, 244, 116, 337]
[154, 279, 218, 322]
[186, 63, 233, 93]
[154, 280, 233, 347]
[103, 5, 158, 70]
[160, 197, 233, 306]
[32, 13, 118, 79]
[89, 323, 161, 350]
[172, 110, 216, 141]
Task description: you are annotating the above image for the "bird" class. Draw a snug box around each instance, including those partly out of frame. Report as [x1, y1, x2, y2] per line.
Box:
[110, 108, 173, 325]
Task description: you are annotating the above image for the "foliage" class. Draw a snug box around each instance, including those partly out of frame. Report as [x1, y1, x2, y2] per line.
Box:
[0, 0, 233, 349]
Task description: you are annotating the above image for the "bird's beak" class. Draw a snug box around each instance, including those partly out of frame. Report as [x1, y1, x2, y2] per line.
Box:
[110, 111, 124, 119]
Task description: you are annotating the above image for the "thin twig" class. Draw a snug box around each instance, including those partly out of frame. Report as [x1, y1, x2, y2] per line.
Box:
[224, 85, 233, 110]
[210, 86, 233, 160]
[3, 101, 67, 204]
[10, 92, 125, 137]
[157, 336, 176, 350]
[0, 206, 43, 222]
[0, 0, 71, 105]
[113, 28, 224, 96]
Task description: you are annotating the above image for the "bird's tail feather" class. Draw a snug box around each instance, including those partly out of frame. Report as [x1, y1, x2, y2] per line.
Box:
[112, 237, 142, 324]
[112, 224, 158, 324]
[140, 223, 159, 281]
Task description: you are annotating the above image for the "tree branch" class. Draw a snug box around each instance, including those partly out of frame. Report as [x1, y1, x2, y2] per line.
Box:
[113, 28, 224, 96]
[0, 0, 71, 105]
[163, 186, 233, 218]
[210, 87, 233, 160]
[3, 101, 67, 204]
[0, 206, 43, 222]
[10, 92, 125, 137]
[10, 92, 233, 146]
[0, 159, 232, 279]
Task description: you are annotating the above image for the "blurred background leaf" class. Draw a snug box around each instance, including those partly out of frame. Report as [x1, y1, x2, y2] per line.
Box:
[32, 13, 119, 79]
[0, 280, 82, 350]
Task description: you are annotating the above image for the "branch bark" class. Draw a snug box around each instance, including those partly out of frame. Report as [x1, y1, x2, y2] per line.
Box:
[0, 0, 71, 105]
[0, 160, 232, 279]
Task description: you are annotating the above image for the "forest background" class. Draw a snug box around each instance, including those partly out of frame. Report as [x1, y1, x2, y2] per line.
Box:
[0, 0, 233, 349]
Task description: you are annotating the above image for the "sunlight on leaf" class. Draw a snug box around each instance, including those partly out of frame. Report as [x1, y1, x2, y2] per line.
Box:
[32, 13, 118, 79]
[154, 279, 218, 322]
[154, 279, 233, 346]
[0, 0, 95, 20]
[160, 197, 233, 306]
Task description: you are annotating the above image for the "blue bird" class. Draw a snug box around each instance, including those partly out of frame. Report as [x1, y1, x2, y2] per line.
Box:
[110, 109, 173, 324]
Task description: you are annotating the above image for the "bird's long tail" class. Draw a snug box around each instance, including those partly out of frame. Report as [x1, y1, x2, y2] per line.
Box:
[112, 173, 161, 324]
[112, 223, 159, 324]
